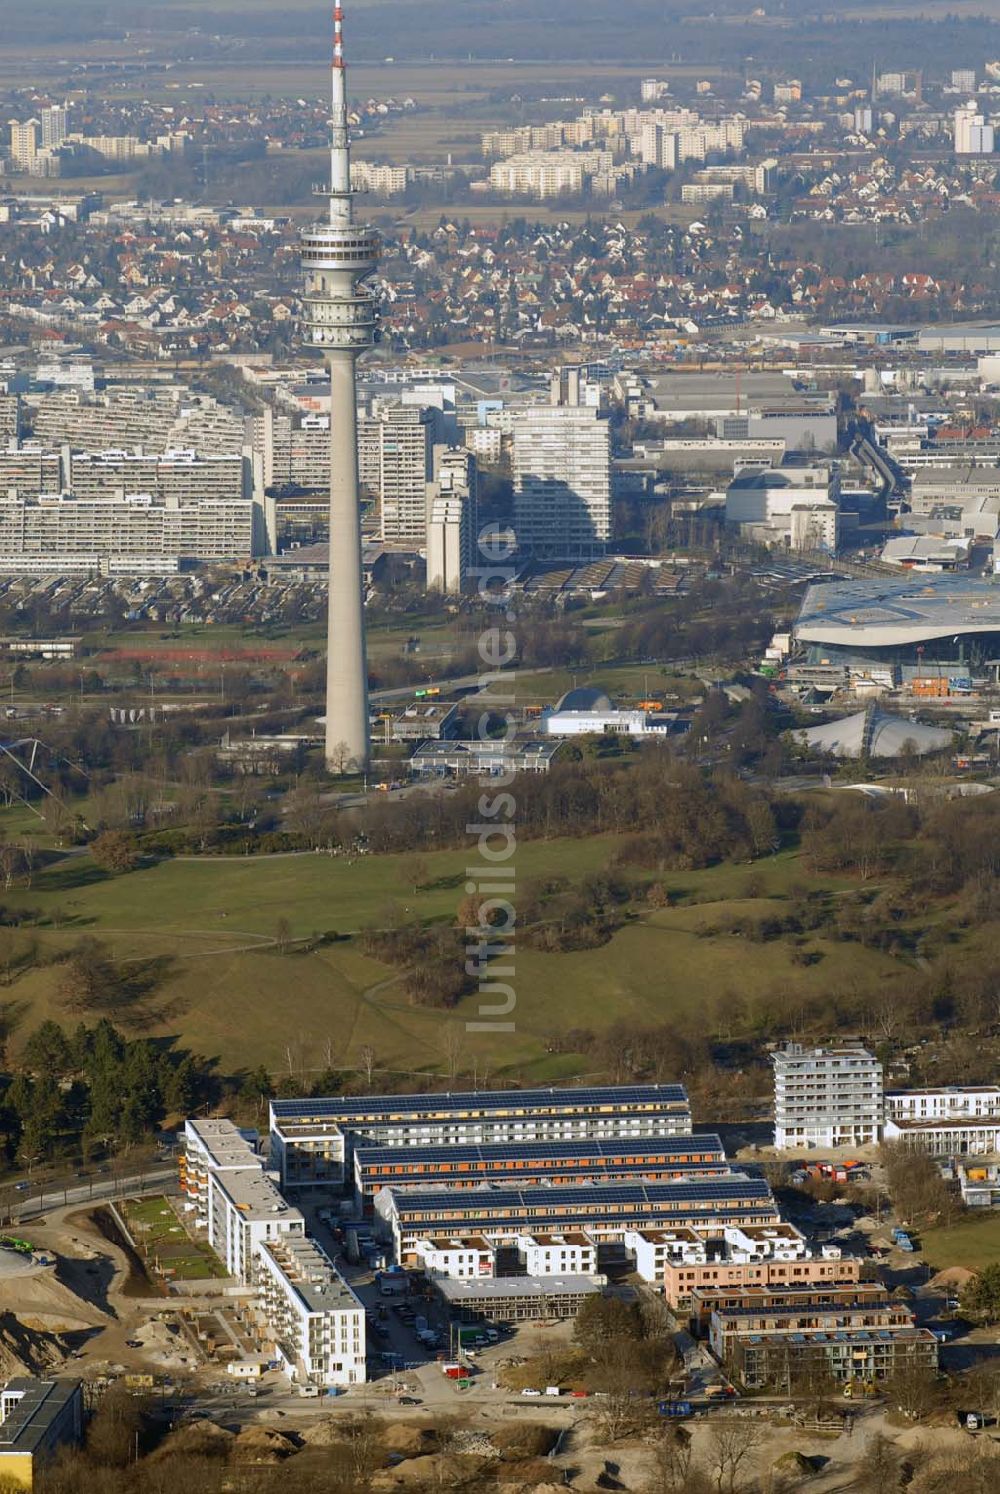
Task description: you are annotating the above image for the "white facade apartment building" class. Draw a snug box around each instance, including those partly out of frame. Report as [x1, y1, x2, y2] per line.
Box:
[66, 449, 251, 503]
[489, 152, 592, 199]
[413, 1236, 495, 1279]
[516, 1232, 597, 1276]
[955, 103, 995, 155]
[181, 1119, 306, 1284]
[883, 1085, 1000, 1156]
[772, 1043, 884, 1149]
[625, 1222, 808, 1283]
[425, 444, 477, 593]
[351, 161, 409, 195]
[40, 106, 69, 149]
[8, 121, 39, 170]
[513, 405, 611, 560]
[625, 1229, 711, 1282]
[0, 493, 261, 564]
[357, 403, 432, 548]
[425, 493, 469, 593]
[255, 1236, 365, 1388]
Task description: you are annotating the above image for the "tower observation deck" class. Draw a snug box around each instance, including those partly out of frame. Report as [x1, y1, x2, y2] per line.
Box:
[300, 3, 377, 771]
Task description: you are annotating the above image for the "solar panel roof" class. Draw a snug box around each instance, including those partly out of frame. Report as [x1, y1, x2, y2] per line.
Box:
[272, 1083, 689, 1121]
[355, 1134, 725, 1168]
[389, 1177, 771, 1210]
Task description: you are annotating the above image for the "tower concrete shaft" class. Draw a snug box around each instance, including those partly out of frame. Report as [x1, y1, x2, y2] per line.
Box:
[300, 3, 378, 771]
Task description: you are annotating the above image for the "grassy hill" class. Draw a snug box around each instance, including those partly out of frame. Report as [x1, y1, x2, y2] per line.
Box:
[0, 839, 912, 1082]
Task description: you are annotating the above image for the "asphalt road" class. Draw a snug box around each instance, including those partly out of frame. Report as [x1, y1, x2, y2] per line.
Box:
[10, 1164, 179, 1223]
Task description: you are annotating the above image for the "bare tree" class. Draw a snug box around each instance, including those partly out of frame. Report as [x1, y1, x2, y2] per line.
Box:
[358, 1043, 377, 1088]
[441, 1023, 464, 1082]
[854, 1431, 903, 1493]
[886, 1358, 938, 1423]
[706, 1418, 762, 1494]
[328, 740, 352, 776]
[648, 1424, 697, 1491]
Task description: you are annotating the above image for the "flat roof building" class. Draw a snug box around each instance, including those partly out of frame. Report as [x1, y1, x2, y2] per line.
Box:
[376, 1175, 780, 1259]
[794, 576, 1000, 678]
[255, 1235, 365, 1388]
[0, 1378, 83, 1487]
[772, 1043, 883, 1150]
[432, 1272, 606, 1322]
[352, 1133, 728, 1204]
[714, 1311, 936, 1391]
[688, 1279, 880, 1335]
[181, 1117, 304, 1284]
[270, 1083, 693, 1190]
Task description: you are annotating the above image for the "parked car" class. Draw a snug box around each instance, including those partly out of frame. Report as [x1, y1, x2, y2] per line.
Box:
[520, 1388, 541, 1397]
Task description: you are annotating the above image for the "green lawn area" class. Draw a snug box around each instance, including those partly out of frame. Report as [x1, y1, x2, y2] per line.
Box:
[123, 1196, 227, 1281]
[922, 1217, 1000, 1274]
[0, 836, 916, 1082]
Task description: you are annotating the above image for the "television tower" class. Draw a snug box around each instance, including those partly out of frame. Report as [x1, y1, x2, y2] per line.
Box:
[301, 3, 377, 770]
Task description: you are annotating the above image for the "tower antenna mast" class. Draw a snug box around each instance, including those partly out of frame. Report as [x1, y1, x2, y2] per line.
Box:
[300, 4, 378, 771]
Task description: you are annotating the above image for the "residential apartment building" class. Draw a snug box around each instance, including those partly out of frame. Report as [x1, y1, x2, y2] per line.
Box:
[955, 103, 995, 155]
[772, 1042, 883, 1148]
[426, 493, 469, 592]
[663, 1241, 859, 1310]
[254, 1236, 365, 1388]
[688, 1279, 881, 1336]
[715, 1307, 937, 1390]
[7, 120, 39, 171]
[489, 152, 587, 198]
[66, 449, 251, 504]
[513, 405, 611, 560]
[358, 403, 432, 548]
[883, 1087, 1000, 1156]
[413, 1236, 495, 1279]
[886, 1085, 1000, 1123]
[0, 493, 261, 567]
[0, 447, 61, 492]
[516, 1232, 597, 1277]
[425, 443, 477, 591]
[376, 1175, 780, 1260]
[181, 1119, 305, 1284]
[39, 106, 69, 150]
[352, 1133, 728, 1206]
[270, 1083, 694, 1189]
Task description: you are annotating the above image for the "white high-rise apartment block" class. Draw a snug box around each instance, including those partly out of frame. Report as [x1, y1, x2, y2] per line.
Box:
[490, 151, 586, 199]
[772, 1043, 884, 1149]
[40, 105, 68, 149]
[955, 103, 995, 155]
[7, 120, 38, 170]
[426, 443, 476, 592]
[361, 403, 432, 548]
[639, 122, 678, 170]
[513, 405, 611, 560]
[181, 1119, 306, 1284]
[952, 69, 977, 93]
[426, 493, 469, 593]
[255, 1236, 365, 1388]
